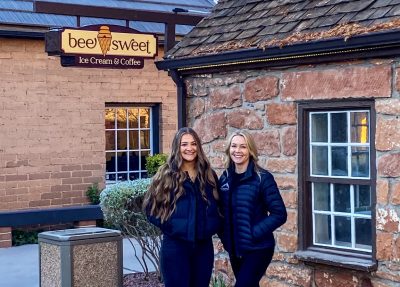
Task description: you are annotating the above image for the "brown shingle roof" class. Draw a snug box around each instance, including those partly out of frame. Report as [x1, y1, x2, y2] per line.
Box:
[166, 0, 400, 59]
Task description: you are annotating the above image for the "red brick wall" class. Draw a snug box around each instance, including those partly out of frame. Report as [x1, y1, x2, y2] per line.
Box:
[186, 60, 400, 286]
[0, 38, 177, 212]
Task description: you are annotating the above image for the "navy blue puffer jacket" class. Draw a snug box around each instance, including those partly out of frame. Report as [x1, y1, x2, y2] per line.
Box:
[218, 161, 287, 256]
[147, 176, 222, 242]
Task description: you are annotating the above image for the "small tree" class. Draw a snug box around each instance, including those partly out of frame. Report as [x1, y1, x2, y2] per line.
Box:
[100, 179, 162, 279]
[100, 153, 168, 280]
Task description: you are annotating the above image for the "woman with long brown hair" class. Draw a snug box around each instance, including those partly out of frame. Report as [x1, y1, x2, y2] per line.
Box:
[143, 127, 221, 287]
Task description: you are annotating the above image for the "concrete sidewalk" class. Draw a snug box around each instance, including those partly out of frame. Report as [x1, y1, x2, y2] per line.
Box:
[0, 238, 155, 287]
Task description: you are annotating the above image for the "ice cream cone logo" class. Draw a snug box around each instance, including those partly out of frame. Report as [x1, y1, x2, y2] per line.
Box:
[97, 26, 112, 56]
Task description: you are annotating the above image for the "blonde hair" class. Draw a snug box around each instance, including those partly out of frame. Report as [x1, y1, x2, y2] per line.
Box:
[224, 130, 260, 172]
[143, 127, 218, 223]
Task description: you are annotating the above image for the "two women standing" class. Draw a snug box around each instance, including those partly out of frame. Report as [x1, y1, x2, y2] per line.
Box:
[143, 128, 287, 287]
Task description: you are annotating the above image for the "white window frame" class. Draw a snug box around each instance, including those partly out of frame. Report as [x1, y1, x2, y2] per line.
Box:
[312, 183, 372, 252]
[105, 106, 153, 183]
[309, 110, 372, 252]
[309, 110, 371, 179]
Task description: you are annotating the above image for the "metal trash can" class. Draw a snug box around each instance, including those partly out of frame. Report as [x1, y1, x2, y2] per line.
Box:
[38, 227, 123, 287]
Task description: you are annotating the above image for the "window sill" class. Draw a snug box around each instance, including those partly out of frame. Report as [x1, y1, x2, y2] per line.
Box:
[295, 249, 377, 272]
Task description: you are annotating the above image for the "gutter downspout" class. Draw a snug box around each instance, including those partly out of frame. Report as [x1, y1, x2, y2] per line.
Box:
[169, 70, 186, 129]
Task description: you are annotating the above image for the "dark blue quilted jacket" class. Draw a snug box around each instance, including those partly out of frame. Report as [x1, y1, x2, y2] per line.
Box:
[218, 161, 287, 256]
[147, 176, 222, 242]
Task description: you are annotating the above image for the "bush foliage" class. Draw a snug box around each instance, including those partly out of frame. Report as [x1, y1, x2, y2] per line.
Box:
[100, 178, 162, 279]
[86, 183, 101, 204]
[12, 230, 40, 246]
[100, 179, 151, 226]
[100, 154, 167, 280]
[145, 153, 168, 177]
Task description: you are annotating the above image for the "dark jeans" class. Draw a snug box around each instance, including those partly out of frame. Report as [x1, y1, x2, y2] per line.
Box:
[160, 235, 214, 287]
[230, 247, 275, 287]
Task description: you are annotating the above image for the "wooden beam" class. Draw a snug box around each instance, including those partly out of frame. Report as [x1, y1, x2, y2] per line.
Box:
[164, 22, 176, 52]
[34, 1, 206, 53]
[34, 1, 205, 25]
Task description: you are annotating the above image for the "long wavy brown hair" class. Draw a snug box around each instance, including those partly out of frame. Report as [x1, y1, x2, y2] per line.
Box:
[143, 127, 218, 223]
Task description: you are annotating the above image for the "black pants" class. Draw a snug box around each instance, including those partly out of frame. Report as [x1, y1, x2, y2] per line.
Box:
[230, 247, 274, 287]
[160, 235, 214, 287]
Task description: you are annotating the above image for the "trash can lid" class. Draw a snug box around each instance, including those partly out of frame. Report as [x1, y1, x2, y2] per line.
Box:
[38, 227, 121, 241]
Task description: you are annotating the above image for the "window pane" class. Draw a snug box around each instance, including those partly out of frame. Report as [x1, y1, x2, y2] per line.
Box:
[106, 152, 116, 173]
[105, 106, 154, 182]
[117, 130, 127, 150]
[129, 173, 139, 180]
[129, 151, 139, 171]
[116, 108, 127, 129]
[117, 152, 127, 172]
[334, 216, 351, 247]
[354, 185, 371, 215]
[306, 106, 373, 253]
[334, 184, 350, 213]
[312, 146, 328, 175]
[331, 112, 347, 143]
[129, 130, 139, 150]
[128, 108, 139, 129]
[106, 173, 116, 181]
[117, 173, 128, 181]
[313, 182, 330, 211]
[311, 113, 328, 142]
[141, 130, 150, 149]
[351, 147, 369, 177]
[331, 146, 348, 176]
[105, 131, 115, 150]
[139, 108, 150, 128]
[314, 214, 331, 245]
[351, 112, 369, 143]
[141, 151, 150, 170]
[355, 218, 372, 250]
[105, 108, 115, 129]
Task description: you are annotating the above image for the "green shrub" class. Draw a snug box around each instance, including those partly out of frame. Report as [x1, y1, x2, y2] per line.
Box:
[86, 183, 101, 204]
[12, 230, 40, 246]
[145, 154, 168, 177]
[100, 178, 161, 279]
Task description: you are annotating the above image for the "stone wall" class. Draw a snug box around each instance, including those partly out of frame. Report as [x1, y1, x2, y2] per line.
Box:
[186, 59, 400, 286]
[0, 38, 177, 212]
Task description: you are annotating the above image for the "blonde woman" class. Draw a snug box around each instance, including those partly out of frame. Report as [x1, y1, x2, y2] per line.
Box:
[219, 131, 287, 287]
[143, 127, 221, 287]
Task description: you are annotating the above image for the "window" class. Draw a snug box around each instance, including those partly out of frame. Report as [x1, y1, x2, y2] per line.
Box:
[297, 100, 376, 271]
[105, 105, 159, 183]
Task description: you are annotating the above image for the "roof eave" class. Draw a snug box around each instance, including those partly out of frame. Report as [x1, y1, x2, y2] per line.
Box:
[0, 29, 45, 38]
[156, 29, 400, 73]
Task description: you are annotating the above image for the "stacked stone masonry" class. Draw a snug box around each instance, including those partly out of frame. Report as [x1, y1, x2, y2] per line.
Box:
[188, 59, 400, 286]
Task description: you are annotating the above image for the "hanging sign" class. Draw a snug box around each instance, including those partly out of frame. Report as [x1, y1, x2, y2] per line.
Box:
[45, 25, 158, 69]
